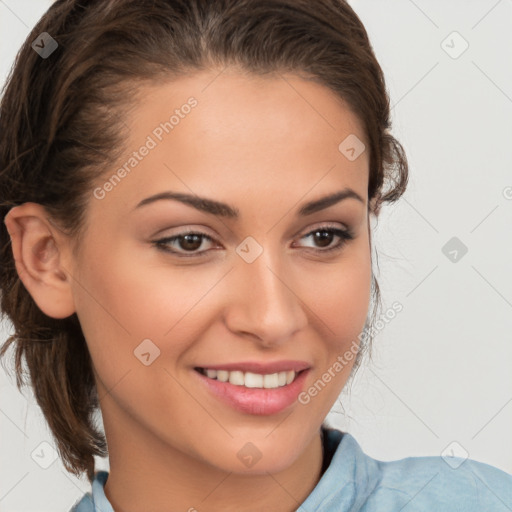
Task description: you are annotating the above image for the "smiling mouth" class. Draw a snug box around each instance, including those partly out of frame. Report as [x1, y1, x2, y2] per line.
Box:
[194, 367, 306, 389]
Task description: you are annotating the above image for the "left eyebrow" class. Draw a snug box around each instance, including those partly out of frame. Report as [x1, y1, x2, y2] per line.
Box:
[297, 188, 365, 215]
[132, 188, 364, 218]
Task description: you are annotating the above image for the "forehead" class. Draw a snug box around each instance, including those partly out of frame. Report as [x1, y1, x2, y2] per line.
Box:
[90, 68, 369, 219]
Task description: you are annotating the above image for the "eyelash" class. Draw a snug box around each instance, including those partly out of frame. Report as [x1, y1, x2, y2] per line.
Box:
[152, 224, 355, 258]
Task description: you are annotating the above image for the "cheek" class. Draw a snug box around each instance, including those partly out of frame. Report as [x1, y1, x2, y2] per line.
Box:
[296, 240, 371, 404]
[295, 250, 371, 416]
[302, 242, 372, 342]
[72, 242, 226, 371]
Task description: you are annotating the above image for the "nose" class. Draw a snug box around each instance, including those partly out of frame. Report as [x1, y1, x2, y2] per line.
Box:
[224, 247, 308, 347]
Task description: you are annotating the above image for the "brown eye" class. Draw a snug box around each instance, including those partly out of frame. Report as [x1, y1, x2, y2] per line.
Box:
[153, 231, 216, 257]
[296, 225, 355, 253]
[311, 229, 335, 248]
[178, 234, 204, 251]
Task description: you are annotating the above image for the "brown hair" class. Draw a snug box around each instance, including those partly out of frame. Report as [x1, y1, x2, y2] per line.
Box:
[0, 0, 408, 482]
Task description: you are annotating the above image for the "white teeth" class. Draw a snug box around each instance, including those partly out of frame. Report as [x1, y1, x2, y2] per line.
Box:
[205, 369, 218, 379]
[244, 372, 263, 388]
[200, 368, 298, 388]
[216, 370, 229, 382]
[263, 373, 279, 388]
[229, 371, 244, 386]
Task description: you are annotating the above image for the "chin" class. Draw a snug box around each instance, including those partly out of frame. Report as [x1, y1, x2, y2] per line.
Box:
[199, 436, 309, 476]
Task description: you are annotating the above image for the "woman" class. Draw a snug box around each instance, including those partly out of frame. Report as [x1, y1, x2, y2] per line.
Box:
[1, 1, 511, 511]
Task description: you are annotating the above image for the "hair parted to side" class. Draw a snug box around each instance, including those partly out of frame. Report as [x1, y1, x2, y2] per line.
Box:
[0, 0, 408, 482]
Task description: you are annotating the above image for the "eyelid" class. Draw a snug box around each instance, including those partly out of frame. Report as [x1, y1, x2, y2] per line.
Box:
[296, 221, 349, 238]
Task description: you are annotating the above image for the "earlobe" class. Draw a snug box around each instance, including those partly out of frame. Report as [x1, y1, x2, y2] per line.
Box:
[4, 202, 76, 319]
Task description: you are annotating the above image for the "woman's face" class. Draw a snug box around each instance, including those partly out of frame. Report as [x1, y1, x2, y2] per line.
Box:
[69, 68, 372, 474]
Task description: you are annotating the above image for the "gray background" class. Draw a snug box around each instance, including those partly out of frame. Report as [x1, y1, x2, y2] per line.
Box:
[1, 0, 511, 510]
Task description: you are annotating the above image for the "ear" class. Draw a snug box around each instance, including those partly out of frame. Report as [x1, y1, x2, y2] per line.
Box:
[4, 202, 76, 319]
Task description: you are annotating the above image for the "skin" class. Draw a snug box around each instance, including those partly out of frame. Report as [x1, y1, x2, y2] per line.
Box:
[5, 67, 374, 512]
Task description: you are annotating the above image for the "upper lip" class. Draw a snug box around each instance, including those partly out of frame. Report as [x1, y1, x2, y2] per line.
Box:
[195, 360, 311, 374]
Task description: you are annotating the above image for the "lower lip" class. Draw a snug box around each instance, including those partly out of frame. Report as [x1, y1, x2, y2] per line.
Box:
[194, 368, 311, 415]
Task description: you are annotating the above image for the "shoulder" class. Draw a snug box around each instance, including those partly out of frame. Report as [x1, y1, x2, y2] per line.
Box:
[69, 492, 94, 512]
[68, 471, 112, 512]
[372, 450, 512, 510]
[311, 430, 512, 511]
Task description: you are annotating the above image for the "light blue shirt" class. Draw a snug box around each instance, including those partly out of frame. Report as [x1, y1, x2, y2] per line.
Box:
[70, 428, 512, 511]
